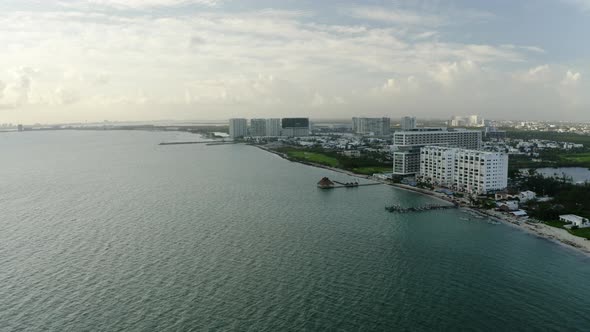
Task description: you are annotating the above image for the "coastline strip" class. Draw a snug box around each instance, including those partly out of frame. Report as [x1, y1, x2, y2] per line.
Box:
[252, 144, 590, 257]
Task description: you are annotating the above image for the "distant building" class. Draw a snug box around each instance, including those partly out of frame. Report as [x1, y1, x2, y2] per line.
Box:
[265, 118, 282, 137]
[281, 118, 310, 137]
[400, 116, 416, 131]
[497, 200, 519, 211]
[419, 146, 508, 195]
[352, 117, 391, 136]
[450, 115, 483, 127]
[229, 118, 247, 138]
[17, 124, 23, 132]
[392, 128, 482, 175]
[249, 119, 267, 137]
[495, 191, 518, 201]
[519, 190, 536, 202]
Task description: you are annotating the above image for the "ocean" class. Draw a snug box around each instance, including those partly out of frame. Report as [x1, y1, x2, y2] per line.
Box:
[1, 130, 589, 331]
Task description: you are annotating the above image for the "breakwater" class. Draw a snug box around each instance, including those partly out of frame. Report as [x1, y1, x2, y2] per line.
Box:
[159, 141, 212, 145]
[385, 204, 457, 213]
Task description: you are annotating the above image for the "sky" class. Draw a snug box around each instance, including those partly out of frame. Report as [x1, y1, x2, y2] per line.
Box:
[0, 0, 589, 123]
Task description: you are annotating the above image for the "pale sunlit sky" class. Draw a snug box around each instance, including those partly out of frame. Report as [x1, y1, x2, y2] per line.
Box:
[1, 0, 589, 123]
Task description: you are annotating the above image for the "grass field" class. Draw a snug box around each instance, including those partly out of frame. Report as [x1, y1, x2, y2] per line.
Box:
[543, 220, 590, 240]
[562, 153, 590, 163]
[544, 220, 566, 229]
[351, 167, 392, 175]
[286, 151, 340, 167]
[570, 227, 590, 240]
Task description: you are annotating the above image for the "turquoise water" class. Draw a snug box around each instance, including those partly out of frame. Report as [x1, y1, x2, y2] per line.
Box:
[1, 131, 589, 331]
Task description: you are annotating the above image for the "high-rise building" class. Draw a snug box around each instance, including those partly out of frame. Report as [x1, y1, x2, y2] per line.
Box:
[450, 115, 482, 127]
[281, 118, 309, 137]
[229, 118, 247, 138]
[265, 118, 282, 137]
[249, 119, 267, 137]
[400, 116, 416, 131]
[419, 146, 508, 195]
[352, 117, 391, 136]
[392, 128, 482, 175]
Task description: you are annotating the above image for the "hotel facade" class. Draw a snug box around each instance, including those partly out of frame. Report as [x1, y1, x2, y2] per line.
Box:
[419, 146, 508, 195]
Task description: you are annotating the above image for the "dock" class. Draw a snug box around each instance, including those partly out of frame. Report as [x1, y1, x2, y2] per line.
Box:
[159, 141, 214, 145]
[159, 141, 237, 146]
[333, 181, 382, 188]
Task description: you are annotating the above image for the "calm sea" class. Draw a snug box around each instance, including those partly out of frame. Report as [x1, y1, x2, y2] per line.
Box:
[1, 130, 589, 331]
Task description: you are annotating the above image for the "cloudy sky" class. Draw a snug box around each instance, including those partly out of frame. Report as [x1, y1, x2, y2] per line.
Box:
[1, 0, 589, 123]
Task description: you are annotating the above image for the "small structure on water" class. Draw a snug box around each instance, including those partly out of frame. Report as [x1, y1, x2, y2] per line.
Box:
[317, 177, 335, 189]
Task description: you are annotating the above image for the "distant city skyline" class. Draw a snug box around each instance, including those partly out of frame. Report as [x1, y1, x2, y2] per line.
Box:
[1, 0, 589, 123]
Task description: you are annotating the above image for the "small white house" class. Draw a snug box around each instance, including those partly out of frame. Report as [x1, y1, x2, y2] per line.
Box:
[559, 214, 590, 228]
[519, 190, 536, 202]
[340, 150, 361, 158]
[497, 200, 519, 211]
[510, 210, 528, 218]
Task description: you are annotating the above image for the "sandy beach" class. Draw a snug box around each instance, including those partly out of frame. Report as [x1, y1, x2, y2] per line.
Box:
[391, 183, 590, 256]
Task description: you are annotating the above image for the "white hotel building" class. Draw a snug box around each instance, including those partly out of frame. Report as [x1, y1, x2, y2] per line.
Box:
[419, 146, 508, 195]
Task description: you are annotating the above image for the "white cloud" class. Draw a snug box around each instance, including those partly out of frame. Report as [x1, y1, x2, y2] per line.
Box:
[60, 0, 221, 10]
[54, 87, 80, 105]
[348, 6, 444, 26]
[561, 0, 590, 11]
[0, 4, 587, 122]
[562, 70, 581, 85]
[517, 64, 552, 83]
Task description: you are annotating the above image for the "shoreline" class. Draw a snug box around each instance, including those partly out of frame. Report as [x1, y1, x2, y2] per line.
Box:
[254, 144, 375, 179]
[254, 144, 590, 257]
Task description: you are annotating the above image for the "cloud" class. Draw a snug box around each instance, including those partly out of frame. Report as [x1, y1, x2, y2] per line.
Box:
[347, 6, 444, 26]
[60, 0, 222, 10]
[346, 5, 494, 27]
[0, 80, 5, 99]
[561, 0, 590, 11]
[517, 64, 552, 83]
[0, 3, 587, 121]
[562, 70, 581, 86]
[54, 87, 80, 105]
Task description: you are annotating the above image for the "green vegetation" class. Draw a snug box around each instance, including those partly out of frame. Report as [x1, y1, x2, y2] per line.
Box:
[416, 181, 434, 190]
[502, 129, 590, 170]
[540, 220, 590, 240]
[504, 130, 590, 146]
[351, 167, 392, 175]
[509, 151, 590, 170]
[275, 146, 392, 175]
[543, 220, 567, 229]
[570, 227, 590, 240]
[517, 173, 590, 224]
[286, 150, 339, 167]
[561, 152, 590, 163]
